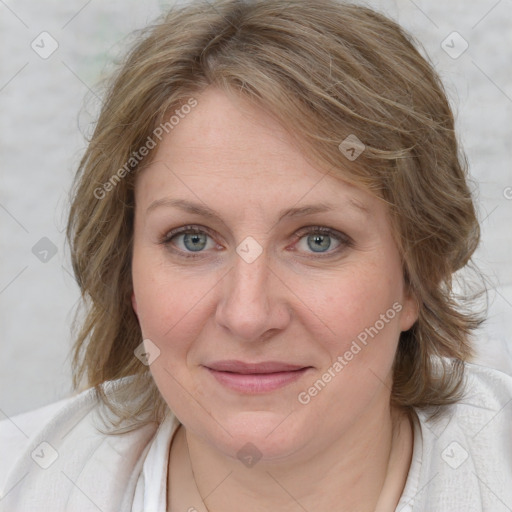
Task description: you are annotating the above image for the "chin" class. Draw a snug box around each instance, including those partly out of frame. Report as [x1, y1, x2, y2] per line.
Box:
[199, 409, 309, 463]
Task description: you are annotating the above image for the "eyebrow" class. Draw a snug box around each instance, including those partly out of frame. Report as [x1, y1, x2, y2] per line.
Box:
[146, 197, 369, 223]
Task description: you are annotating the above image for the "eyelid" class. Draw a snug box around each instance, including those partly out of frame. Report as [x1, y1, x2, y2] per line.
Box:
[161, 224, 216, 242]
[293, 225, 351, 243]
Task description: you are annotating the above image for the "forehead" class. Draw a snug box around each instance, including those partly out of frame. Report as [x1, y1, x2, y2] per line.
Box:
[148, 87, 321, 178]
[135, 86, 381, 221]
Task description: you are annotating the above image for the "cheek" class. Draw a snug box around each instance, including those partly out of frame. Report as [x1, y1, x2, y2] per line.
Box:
[131, 254, 216, 409]
[131, 249, 217, 362]
[296, 264, 405, 419]
[292, 265, 404, 425]
[302, 262, 404, 351]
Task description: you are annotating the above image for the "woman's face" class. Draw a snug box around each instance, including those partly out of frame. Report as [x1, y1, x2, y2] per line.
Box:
[131, 86, 418, 462]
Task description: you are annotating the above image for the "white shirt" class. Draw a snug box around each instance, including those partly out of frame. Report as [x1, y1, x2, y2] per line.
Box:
[1, 362, 511, 511]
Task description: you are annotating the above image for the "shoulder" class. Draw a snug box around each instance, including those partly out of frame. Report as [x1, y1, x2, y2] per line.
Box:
[0, 379, 166, 511]
[428, 361, 512, 458]
[461, 360, 512, 403]
[0, 394, 78, 484]
[456, 361, 512, 439]
[450, 362, 512, 440]
[421, 361, 512, 434]
[402, 362, 512, 511]
[414, 361, 512, 435]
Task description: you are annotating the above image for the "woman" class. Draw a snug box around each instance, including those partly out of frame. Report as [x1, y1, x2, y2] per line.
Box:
[1, 0, 511, 510]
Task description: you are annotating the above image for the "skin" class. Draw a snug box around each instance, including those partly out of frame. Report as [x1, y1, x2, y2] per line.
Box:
[131, 86, 419, 511]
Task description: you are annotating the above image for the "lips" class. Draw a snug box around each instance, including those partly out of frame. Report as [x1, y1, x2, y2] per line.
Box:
[203, 360, 312, 393]
[205, 360, 308, 374]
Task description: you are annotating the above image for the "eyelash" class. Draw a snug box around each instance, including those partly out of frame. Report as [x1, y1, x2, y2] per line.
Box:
[159, 225, 352, 260]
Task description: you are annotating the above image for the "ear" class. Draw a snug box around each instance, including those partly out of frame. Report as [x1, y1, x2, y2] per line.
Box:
[399, 290, 419, 332]
[131, 292, 138, 317]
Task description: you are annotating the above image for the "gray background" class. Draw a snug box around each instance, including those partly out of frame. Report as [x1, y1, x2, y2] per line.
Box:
[1, 0, 511, 417]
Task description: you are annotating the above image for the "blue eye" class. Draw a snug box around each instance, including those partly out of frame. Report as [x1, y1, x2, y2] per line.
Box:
[300, 231, 337, 253]
[292, 226, 351, 257]
[180, 232, 208, 252]
[161, 226, 216, 256]
[160, 225, 351, 259]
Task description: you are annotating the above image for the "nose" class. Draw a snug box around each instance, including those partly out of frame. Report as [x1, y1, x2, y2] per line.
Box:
[214, 248, 291, 343]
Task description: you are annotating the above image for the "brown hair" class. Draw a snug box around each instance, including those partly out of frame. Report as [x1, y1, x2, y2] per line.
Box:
[67, 0, 483, 429]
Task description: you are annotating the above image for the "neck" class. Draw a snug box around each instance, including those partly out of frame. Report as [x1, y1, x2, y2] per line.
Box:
[174, 397, 413, 512]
